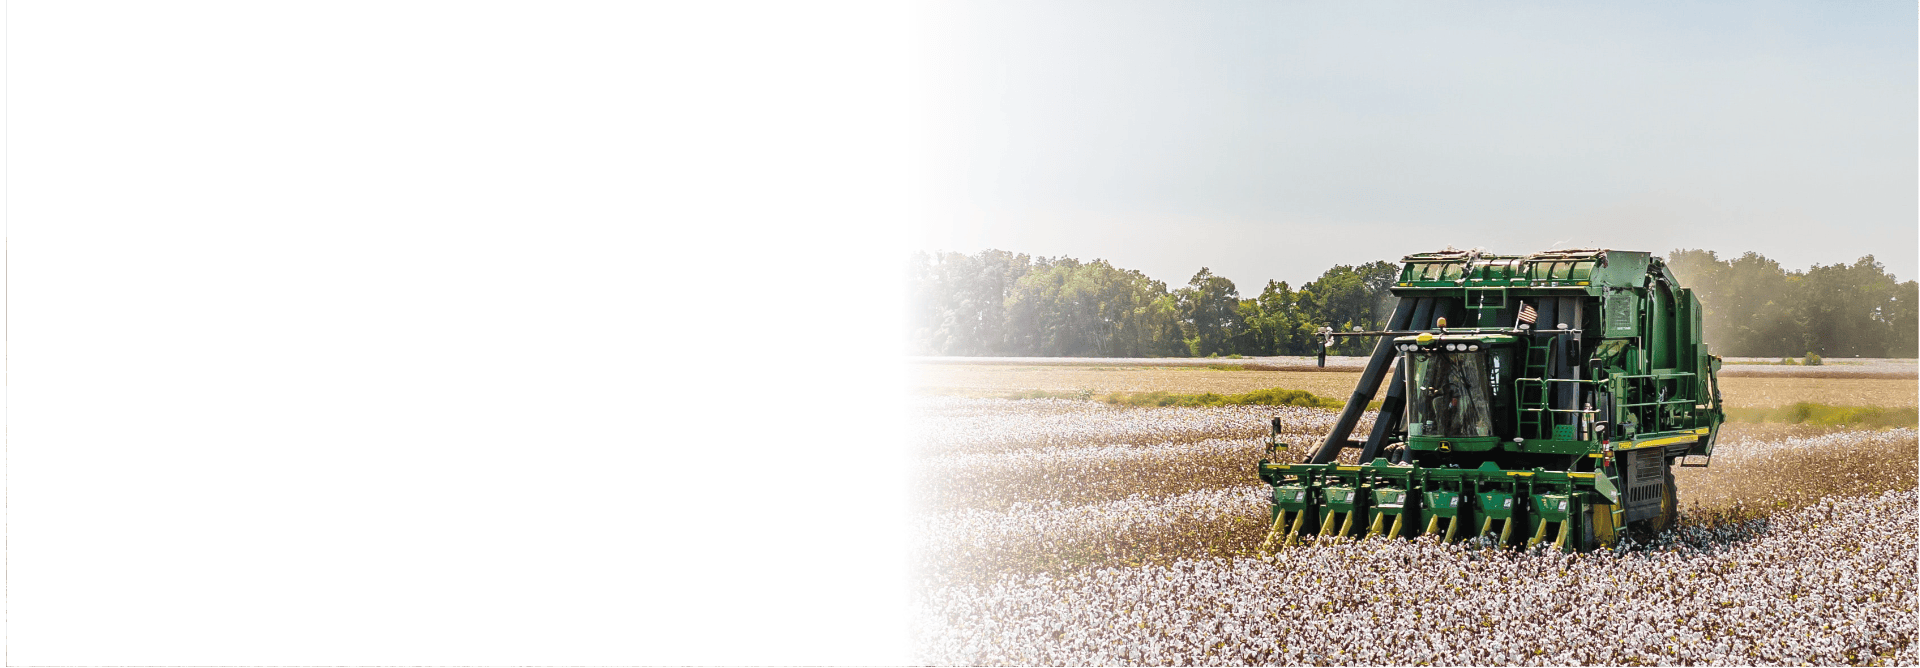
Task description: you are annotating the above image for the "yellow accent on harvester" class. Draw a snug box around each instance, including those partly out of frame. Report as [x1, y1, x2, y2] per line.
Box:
[1336, 466, 1361, 471]
[1506, 471, 1535, 477]
[1261, 510, 1289, 551]
[1569, 472, 1594, 479]
[1416, 332, 1435, 344]
[1628, 434, 1699, 449]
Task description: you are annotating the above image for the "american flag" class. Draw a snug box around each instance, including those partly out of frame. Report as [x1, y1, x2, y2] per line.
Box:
[1516, 302, 1538, 326]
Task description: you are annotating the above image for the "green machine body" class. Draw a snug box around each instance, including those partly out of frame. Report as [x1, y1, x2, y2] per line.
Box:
[1257, 249, 1721, 552]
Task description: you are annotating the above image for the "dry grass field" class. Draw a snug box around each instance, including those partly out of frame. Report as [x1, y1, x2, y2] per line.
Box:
[910, 358, 1919, 665]
[912, 364, 1366, 400]
[912, 360, 1917, 409]
[1718, 376, 1917, 408]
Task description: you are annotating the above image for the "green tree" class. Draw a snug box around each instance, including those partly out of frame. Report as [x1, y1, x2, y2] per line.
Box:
[907, 249, 1035, 355]
[1667, 249, 1797, 356]
[1796, 256, 1908, 358]
[1176, 268, 1242, 357]
[1668, 249, 1918, 358]
[1297, 264, 1397, 355]
[1234, 280, 1309, 355]
[1001, 256, 1187, 357]
[1889, 278, 1919, 357]
[914, 249, 1916, 360]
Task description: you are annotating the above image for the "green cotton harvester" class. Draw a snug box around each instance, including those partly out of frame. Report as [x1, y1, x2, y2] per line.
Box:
[1257, 249, 1723, 552]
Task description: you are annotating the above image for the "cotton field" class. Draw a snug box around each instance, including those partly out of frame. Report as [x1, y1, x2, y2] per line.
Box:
[911, 398, 1919, 665]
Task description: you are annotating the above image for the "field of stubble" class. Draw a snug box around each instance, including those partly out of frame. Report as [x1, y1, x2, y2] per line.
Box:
[911, 398, 1919, 666]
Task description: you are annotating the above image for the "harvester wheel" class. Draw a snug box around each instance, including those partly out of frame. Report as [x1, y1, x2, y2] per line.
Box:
[1658, 464, 1674, 533]
[1581, 501, 1619, 551]
[1650, 464, 1679, 533]
[1629, 463, 1681, 538]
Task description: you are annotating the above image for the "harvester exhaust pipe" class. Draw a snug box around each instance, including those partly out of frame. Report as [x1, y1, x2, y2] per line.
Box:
[1308, 297, 1418, 464]
[1559, 296, 1584, 433]
[1431, 298, 1455, 331]
[1358, 297, 1433, 462]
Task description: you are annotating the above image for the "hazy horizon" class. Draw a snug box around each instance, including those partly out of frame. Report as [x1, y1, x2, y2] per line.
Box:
[914, 244, 1910, 292]
[915, 1, 1918, 290]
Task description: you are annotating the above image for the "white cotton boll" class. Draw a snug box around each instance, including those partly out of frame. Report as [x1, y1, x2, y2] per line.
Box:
[912, 403, 1918, 665]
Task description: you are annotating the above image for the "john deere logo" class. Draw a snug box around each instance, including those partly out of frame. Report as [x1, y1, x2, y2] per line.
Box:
[1439, 441, 1452, 451]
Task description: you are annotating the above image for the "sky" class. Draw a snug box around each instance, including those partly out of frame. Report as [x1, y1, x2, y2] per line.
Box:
[914, 1, 1918, 289]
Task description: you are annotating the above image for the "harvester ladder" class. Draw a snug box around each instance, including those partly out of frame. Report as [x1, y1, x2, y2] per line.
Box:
[1515, 337, 1554, 440]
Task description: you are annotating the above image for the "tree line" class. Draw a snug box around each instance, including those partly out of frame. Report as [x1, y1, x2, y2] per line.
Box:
[909, 249, 1918, 359]
[1666, 250, 1917, 358]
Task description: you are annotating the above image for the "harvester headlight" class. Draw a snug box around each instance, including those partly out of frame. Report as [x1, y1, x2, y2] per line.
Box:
[1446, 343, 1460, 351]
[1468, 344, 1479, 351]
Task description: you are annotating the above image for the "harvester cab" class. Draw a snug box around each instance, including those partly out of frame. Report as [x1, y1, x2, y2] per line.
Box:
[1258, 249, 1723, 552]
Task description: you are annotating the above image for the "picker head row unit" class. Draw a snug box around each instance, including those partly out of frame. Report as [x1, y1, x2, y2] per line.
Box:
[1257, 248, 1722, 551]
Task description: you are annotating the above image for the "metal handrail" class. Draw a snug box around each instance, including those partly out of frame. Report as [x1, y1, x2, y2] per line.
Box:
[1614, 398, 1698, 409]
[1517, 406, 1601, 415]
[1513, 377, 1601, 387]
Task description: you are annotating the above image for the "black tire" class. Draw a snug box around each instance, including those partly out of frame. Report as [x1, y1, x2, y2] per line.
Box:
[1579, 499, 1623, 552]
[1618, 461, 1680, 544]
[1629, 463, 1679, 538]
[1658, 463, 1679, 532]
[1579, 503, 1596, 551]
